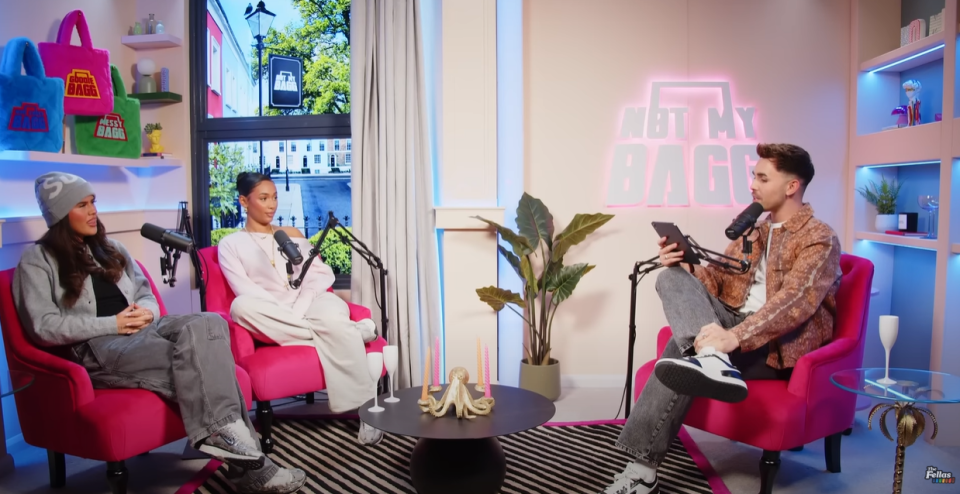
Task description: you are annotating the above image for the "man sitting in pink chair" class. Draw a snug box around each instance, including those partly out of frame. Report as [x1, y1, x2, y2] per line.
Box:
[599, 143, 843, 494]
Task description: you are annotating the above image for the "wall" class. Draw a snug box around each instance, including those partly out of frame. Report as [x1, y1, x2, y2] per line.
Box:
[521, 0, 851, 382]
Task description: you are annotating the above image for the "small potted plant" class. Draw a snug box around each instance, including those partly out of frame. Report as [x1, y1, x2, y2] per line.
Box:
[857, 176, 903, 232]
[144, 123, 163, 153]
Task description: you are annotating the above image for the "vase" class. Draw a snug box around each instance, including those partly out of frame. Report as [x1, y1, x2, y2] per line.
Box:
[519, 358, 561, 401]
[875, 214, 898, 233]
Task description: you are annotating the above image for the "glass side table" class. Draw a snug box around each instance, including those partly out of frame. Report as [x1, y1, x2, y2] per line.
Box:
[831, 368, 960, 494]
[0, 369, 34, 398]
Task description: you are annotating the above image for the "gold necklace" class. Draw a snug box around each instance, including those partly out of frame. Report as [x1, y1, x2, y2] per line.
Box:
[245, 226, 277, 267]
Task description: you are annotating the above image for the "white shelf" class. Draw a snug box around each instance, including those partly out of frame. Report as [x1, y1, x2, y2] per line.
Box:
[860, 31, 945, 73]
[953, 244, 960, 255]
[0, 151, 182, 168]
[0, 210, 177, 246]
[121, 34, 182, 49]
[851, 122, 941, 167]
[855, 231, 939, 251]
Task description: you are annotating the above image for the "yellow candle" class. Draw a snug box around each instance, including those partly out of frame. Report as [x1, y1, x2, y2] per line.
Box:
[477, 338, 483, 386]
[421, 346, 431, 400]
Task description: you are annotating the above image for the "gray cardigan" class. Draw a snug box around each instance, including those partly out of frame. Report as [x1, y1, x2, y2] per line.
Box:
[12, 239, 161, 347]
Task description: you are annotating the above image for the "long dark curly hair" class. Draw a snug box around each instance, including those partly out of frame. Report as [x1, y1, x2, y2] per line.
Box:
[38, 217, 127, 308]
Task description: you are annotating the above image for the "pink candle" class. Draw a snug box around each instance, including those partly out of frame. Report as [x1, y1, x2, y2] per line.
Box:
[483, 345, 491, 398]
[434, 336, 441, 385]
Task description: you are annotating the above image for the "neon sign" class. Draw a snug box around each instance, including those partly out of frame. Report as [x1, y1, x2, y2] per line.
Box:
[605, 81, 759, 207]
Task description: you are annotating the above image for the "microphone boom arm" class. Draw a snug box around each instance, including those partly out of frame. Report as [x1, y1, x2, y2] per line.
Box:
[685, 233, 752, 274]
[290, 214, 339, 289]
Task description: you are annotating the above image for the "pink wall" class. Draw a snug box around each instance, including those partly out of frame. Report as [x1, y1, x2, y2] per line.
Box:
[524, 0, 851, 377]
[206, 12, 223, 118]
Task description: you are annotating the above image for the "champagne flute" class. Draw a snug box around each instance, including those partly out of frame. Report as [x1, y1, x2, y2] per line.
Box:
[918, 195, 939, 239]
[877, 316, 899, 385]
[367, 352, 385, 412]
[383, 346, 400, 403]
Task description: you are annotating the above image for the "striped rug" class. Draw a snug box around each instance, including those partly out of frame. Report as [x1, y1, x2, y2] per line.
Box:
[181, 419, 729, 494]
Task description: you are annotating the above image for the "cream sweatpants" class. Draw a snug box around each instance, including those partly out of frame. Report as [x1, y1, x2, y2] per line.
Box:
[230, 291, 376, 412]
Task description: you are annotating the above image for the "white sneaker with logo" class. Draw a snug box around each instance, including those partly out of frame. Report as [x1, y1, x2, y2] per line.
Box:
[654, 346, 748, 403]
[599, 462, 659, 494]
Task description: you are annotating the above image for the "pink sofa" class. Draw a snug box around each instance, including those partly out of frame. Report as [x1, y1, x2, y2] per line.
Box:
[634, 254, 874, 494]
[198, 246, 386, 453]
[0, 261, 253, 494]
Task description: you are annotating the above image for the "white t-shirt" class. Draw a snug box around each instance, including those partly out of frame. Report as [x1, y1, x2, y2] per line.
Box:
[740, 222, 784, 315]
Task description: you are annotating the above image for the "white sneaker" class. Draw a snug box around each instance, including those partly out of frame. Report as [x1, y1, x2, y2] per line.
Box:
[357, 421, 383, 445]
[654, 346, 747, 403]
[599, 462, 659, 494]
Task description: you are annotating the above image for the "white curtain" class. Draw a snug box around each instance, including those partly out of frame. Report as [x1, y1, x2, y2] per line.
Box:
[351, 0, 440, 388]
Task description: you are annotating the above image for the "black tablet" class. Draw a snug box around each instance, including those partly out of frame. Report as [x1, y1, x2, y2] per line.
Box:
[651, 221, 701, 265]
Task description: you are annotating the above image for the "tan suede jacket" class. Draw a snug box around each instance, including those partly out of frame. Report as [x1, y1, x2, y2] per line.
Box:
[690, 204, 842, 369]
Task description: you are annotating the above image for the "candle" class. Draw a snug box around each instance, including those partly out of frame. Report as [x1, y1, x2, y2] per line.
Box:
[421, 346, 430, 400]
[477, 338, 483, 387]
[434, 336, 441, 386]
[483, 345, 491, 398]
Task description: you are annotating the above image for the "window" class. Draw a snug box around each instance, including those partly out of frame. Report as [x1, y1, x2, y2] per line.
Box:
[314, 154, 320, 164]
[330, 155, 336, 166]
[306, 142, 312, 152]
[334, 139, 340, 151]
[275, 156, 280, 168]
[279, 142, 284, 152]
[319, 141, 325, 151]
[346, 140, 351, 151]
[291, 142, 297, 152]
[224, 66, 233, 108]
[345, 153, 351, 164]
[209, 36, 221, 94]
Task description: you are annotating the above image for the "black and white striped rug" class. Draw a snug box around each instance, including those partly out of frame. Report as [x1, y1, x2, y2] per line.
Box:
[185, 419, 728, 494]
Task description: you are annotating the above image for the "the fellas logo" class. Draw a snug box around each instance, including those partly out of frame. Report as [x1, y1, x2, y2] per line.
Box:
[8, 103, 49, 132]
[606, 81, 759, 208]
[926, 466, 956, 484]
[94, 114, 128, 141]
[65, 69, 100, 99]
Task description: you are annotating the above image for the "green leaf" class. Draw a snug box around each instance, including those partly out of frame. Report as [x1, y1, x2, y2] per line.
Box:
[857, 176, 903, 215]
[552, 213, 615, 261]
[516, 192, 554, 250]
[472, 216, 534, 257]
[545, 263, 595, 304]
[539, 259, 563, 291]
[498, 245, 522, 278]
[520, 256, 538, 297]
[476, 286, 524, 311]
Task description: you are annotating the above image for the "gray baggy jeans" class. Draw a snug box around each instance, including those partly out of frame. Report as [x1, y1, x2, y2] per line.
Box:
[74, 313, 256, 448]
[616, 267, 792, 467]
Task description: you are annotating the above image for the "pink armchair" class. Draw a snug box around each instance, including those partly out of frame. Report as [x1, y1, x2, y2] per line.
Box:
[633, 254, 874, 494]
[198, 246, 386, 453]
[0, 261, 253, 494]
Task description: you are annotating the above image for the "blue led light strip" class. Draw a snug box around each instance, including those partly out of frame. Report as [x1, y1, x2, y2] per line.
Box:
[869, 44, 945, 73]
[861, 160, 939, 169]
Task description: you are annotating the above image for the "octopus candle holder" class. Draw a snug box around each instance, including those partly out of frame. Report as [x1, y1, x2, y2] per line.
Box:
[419, 367, 495, 419]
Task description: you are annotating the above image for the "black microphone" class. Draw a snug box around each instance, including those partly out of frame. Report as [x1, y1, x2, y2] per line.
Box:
[140, 223, 194, 252]
[273, 229, 304, 265]
[724, 202, 765, 240]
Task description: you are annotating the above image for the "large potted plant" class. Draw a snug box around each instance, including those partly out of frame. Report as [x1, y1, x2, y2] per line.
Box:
[474, 193, 614, 401]
[857, 177, 903, 232]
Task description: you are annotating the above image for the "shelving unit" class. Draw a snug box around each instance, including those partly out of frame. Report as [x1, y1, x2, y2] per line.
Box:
[848, 0, 959, 446]
[121, 34, 182, 49]
[0, 150, 182, 168]
[130, 91, 183, 104]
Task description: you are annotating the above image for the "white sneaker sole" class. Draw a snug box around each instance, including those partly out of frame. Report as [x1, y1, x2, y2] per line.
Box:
[197, 444, 266, 470]
[654, 358, 748, 403]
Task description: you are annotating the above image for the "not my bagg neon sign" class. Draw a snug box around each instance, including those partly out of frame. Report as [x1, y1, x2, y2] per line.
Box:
[605, 81, 759, 208]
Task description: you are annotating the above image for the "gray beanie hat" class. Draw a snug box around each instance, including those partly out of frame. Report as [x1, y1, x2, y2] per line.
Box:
[34, 172, 96, 227]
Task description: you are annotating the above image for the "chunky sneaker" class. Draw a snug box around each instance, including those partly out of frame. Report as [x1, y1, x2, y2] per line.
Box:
[654, 346, 748, 403]
[199, 420, 266, 470]
[226, 459, 308, 494]
[599, 462, 659, 494]
[357, 421, 383, 445]
[356, 318, 378, 343]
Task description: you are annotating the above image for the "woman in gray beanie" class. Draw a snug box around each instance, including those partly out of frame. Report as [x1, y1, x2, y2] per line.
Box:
[12, 172, 305, 494]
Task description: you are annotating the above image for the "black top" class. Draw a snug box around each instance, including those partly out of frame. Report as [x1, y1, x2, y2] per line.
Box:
[91, 273, 129, 317]
[358, 384, 556, 440]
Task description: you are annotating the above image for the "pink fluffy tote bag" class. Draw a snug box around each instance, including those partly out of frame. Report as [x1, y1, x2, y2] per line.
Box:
[38, 10, 113, 116]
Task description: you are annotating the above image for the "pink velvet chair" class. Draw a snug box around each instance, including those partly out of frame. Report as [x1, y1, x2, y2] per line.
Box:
[0, 261, 253, 494]
[198, 246, 386, 453]
[633, 254, 874, 494]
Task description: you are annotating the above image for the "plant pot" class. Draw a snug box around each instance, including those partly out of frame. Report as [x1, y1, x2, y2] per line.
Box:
[875, 214, 898, 233]
[519, 358, 561, 401]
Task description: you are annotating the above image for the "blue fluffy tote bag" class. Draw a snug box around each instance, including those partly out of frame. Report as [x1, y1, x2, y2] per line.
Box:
[0, 37, 65, 152]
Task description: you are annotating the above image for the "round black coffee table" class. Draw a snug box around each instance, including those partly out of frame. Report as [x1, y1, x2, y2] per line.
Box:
[359, 384, 556, 494]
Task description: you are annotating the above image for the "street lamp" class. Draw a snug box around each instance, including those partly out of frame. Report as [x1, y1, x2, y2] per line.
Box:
[245, 1, 275, 174]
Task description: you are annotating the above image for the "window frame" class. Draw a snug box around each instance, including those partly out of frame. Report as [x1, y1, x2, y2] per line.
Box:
[190, 1, 351, 288]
